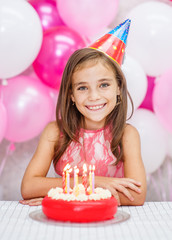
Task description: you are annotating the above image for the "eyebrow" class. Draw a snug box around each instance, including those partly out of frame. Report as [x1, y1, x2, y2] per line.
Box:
[73, 78, 113, 87]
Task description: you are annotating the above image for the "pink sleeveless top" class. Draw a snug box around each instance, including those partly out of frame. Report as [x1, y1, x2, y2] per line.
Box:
[55, 125, 124, 178]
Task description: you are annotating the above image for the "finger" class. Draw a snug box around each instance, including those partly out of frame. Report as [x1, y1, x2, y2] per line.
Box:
[126, 184, 141, 193]
[117, 181, 142, 193]
[115, 185, 134, 201]
[29, 200, 42, 206]
[29, 198, 43, 202]
[19, 200, 30, 205]
[20, 200, 42, 206]
[125, 178, 142, 186]
[113, 179, 142, 192]
[19, 198, 43, 205]
[116, 178, 141, 186]
[108, 187, 121, 206]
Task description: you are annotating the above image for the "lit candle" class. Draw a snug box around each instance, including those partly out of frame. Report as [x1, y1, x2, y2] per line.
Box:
[75, 168, 79, 196]
[73, 166, 79, 196]
[67, 168, 72, 194]
[74, 167, 79, 187]
[75, 168, 79, 188]
[66, 170, 69, 194]
[74, 166, 77, 188]
[82, 164, 87, 194]
[92, 165, 95, 193]
[89, 165, 92, 194]
[62, 171, 65, 193]
[63, 163, 70, 193]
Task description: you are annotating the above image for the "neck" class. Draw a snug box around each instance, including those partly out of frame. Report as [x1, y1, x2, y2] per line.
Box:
[81, 119, 105, 130]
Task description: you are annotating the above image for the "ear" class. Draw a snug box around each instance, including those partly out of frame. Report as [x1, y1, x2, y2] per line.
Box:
[71, 93, 75, 103]
[117, 86, 121, 95]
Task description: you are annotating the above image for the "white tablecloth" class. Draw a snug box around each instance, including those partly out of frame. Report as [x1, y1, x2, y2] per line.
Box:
[0, 201, 172, 240]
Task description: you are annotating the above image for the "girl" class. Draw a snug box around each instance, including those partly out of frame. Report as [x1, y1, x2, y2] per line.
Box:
[20, 48, 146, 206]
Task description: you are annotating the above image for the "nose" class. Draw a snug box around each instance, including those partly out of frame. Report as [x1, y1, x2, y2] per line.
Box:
[88, 88, 100, 101]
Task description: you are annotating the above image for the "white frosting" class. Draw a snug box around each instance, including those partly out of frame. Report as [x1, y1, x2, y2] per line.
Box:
[47, 184, 112, 202]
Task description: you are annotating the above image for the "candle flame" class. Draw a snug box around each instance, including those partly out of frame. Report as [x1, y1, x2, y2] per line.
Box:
[74, 166, 79, 174]
[63, 163, 70, 172]
[83, 164, 87, 172]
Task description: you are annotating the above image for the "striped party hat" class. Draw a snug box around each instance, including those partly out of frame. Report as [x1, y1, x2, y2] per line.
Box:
[89, 19, 131, 65]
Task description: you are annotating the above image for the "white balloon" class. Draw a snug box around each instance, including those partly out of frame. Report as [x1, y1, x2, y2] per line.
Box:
[122, 55, 147, 118]
[0, 0, 43, 79]
[128, 109, 167, 173]
[126, 1, 172, 76]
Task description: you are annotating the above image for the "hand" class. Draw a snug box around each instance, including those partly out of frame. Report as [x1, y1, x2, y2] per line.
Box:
[19, 198, 43, 206]
[95, 176, 141, 206]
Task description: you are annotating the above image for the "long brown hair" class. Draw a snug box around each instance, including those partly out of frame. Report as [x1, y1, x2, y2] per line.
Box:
[53, 48, 134, 167]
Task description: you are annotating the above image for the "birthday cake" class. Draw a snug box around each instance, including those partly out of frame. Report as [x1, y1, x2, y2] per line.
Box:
[42, 184, 118, 223]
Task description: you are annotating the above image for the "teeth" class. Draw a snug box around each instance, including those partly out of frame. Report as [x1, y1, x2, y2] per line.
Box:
[87, 104, 104, 110]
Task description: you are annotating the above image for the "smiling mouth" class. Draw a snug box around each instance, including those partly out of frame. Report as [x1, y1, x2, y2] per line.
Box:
[86, 103, 106, 111]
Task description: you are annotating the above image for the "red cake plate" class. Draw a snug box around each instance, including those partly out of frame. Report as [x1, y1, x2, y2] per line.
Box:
[42, 196, 118, 223]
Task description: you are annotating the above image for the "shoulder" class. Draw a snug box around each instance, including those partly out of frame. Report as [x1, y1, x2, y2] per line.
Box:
[122, 124, 140, 142]
[121, 124, 142, 162]
[40, 121, 60, 142]
[122, 124, 141, 154]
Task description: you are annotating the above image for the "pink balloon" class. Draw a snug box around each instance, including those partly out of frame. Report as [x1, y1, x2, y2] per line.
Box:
[57, 0, 119, 37]
[47, 86, 59, 121]
[33, 26, 86, 89]
[29, 0, 64, 31]
[1, 76, 54, 142]
[20, 65, 59, 119]
[153, 68, 172, 133]
[139, 76, 155, 112]
[0, 101, 7, 142]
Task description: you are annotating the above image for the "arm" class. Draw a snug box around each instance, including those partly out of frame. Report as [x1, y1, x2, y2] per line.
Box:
[20, 122, 62, 200]
[95, 125, 147, 206]
[118, 124, 147, 205]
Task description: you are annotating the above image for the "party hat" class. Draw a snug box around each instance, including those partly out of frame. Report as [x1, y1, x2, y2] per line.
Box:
[89, 19, 131, 65]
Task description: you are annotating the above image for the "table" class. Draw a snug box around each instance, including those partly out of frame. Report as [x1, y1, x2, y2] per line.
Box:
[0, 201, 172, 240]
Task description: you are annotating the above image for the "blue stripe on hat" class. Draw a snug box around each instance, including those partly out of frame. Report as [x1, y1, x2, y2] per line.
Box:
[108, 19, 131, 45]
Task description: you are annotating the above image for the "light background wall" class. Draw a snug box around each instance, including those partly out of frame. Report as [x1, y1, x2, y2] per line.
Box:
[0, 0, 172, 201]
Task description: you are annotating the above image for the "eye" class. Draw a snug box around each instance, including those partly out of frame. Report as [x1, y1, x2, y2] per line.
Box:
[77, 86, 87, 91]
[100, 83, 110, 88]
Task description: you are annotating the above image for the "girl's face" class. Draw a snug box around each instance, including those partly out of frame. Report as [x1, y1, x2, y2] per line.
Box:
[71, 61, 120, 130]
